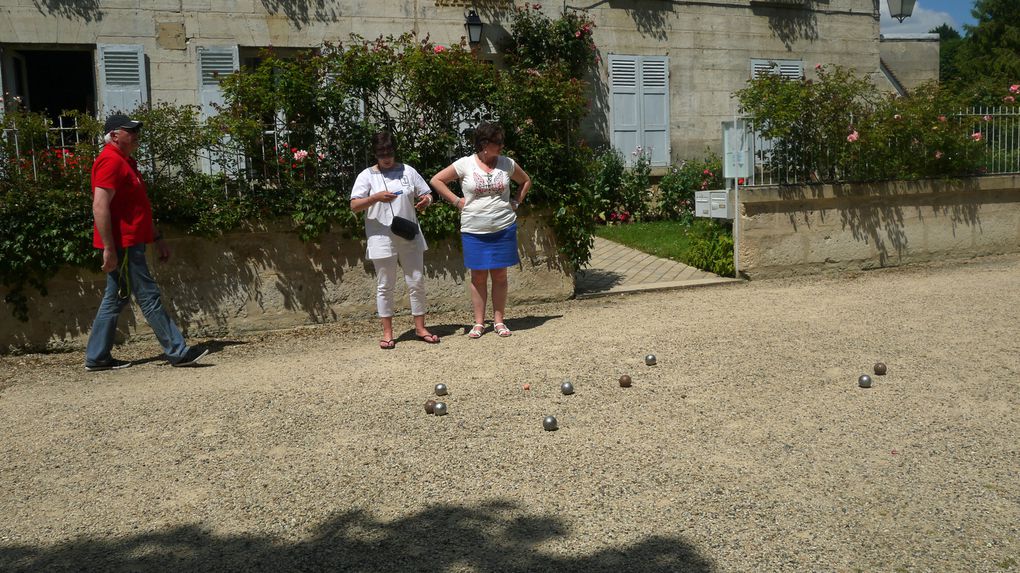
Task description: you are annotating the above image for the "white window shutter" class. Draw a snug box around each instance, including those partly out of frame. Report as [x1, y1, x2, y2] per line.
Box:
[197, 45, 239, 118]
[640, 56, 669, 167]
[97, 44, 148, 116]
[751, 58, 803, 80]
[609, 55, 640, 164]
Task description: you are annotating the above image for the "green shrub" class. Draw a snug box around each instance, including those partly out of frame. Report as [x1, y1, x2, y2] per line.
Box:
[658, 153, 723, 222]
[685, 220, 735, 277]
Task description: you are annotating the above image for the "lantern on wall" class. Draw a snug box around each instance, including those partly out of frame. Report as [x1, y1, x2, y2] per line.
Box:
[465, 10, 484, 45]
[887, 0, 916, 23]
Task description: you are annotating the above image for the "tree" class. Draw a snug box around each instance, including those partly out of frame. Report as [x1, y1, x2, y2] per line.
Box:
[929, 23, 960, 41]
[930, 24, 964, 84]
[950, 0, 1020, 86]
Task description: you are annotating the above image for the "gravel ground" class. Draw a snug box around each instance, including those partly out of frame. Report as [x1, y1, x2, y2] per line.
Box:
[1, 255, 1019, 573]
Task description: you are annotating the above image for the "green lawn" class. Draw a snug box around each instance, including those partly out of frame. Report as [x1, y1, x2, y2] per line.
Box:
[594, 219, 733, 274]
[594, 220, 694, 262]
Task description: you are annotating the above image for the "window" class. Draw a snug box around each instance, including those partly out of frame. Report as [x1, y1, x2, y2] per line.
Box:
[608, 54, 670, 166]
[1, 46, 101, 122]
[750, 58, 803, 80]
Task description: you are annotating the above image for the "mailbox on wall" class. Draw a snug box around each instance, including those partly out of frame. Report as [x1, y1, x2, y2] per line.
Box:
[694, 189, 733, 219]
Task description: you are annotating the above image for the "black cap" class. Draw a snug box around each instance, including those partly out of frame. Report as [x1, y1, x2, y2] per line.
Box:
[104, 113, 143, 134]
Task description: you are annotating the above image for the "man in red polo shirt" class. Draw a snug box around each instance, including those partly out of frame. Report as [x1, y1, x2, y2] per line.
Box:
[84, 113, 208, 370]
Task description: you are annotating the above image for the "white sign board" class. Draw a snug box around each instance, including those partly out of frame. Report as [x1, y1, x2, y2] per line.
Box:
[722, 119, 753, 179]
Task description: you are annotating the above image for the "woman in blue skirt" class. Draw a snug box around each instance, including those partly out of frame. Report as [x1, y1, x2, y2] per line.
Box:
[431, 123, 532, 338]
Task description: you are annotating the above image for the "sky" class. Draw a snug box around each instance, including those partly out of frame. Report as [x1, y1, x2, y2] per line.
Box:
[880, 0, 978, 35]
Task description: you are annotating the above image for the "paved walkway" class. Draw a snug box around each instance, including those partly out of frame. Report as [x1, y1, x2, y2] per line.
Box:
[574, 236, 741, 297]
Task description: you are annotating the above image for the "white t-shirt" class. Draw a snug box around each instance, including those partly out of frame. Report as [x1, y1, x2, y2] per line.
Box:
[453, 154, 517, 234]
[350, 163, 431, 259]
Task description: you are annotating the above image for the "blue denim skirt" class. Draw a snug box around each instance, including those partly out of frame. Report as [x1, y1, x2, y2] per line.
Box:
[462, 223, 520, 270]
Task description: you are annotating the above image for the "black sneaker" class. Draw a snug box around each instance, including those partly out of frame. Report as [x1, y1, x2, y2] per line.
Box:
[172, 346, 209, 367]
[85, 358, 133, 372]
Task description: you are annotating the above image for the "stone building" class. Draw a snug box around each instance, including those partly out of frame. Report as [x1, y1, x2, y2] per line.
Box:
[0, 0, 934, 166]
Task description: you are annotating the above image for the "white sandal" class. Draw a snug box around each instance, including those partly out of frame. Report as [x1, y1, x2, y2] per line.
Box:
[468, 324, 485, 339]
[494, 322, 512, 337]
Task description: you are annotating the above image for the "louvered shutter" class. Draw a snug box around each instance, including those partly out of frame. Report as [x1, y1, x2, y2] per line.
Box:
[751, 59, 803, 80]
[197, 46, 239, 118]
[97, 44, 148, 115]
[609, 55, 640, 163]
[641, 57, 669, 166]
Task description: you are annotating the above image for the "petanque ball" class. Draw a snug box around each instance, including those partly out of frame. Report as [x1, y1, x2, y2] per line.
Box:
[424, 399, 437, 414]
[644, 354, 657, 366]
[619, 374, 632, 388]
[435, 383, 448, 396]
[858, 375, 873, 388]
[543, 415, 558, 431]
[433, 401, 448, 416]
[874, 362, 887, 376]
[561, 381, 574, 395]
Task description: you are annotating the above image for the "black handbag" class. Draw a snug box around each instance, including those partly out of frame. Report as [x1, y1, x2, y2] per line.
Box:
[389, 212, 419, 241]
[378, 171, 419, 241]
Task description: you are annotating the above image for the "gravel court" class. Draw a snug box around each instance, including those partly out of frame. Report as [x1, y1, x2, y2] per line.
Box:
[1, 255, 1019, 572]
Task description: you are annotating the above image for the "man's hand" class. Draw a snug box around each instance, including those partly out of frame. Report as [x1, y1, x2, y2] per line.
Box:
[101, 247, 118, 273]
[156, 239, 171, 263]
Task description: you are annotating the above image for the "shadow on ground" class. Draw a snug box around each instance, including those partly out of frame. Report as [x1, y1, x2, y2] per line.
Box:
[574, 269, 625, 295]
[0, 500, 713, 572]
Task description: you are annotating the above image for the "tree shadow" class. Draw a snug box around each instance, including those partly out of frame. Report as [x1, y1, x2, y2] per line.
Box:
[751, 177, 984, 268]
[31, 0, 103, 22]
[260, 0, 341, 29]
[750, 4, 818, 50]
[606, 0, 671, 41]
[0, 500, 714, 572]
[574, 269, 624, 295]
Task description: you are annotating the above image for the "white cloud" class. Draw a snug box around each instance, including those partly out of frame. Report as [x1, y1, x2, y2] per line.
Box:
[880, 1, 958, 34]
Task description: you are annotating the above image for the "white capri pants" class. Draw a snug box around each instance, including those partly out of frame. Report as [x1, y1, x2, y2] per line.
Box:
[371, 244, 427, 318]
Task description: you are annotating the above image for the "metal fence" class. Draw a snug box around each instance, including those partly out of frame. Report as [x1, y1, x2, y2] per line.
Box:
[0, 116, 93, 179]
[745, 106, 1020, 186]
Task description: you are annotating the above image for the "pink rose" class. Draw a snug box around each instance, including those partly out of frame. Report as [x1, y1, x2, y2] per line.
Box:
[935, 150, 943, 159]
[814, 63, 822, 70]
[971, 132, 983, 142]
[433, 45, 446, 53]
[983, 115, 992, 122]
[847, 130, 859, 143]
[938, 115, 947, 122]
[1010, 85, 1019, 94]
[293, 149, 308, 161]
[1005, 96, 1016, 103]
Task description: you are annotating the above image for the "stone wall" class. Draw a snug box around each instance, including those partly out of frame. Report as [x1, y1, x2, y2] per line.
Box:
[737, 175, 1020, 278]
[880, 34, 941, 93]
[0, 210, 573, 354]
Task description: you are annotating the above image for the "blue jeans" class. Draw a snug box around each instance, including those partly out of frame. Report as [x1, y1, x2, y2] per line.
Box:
[85, 244, 189, 366]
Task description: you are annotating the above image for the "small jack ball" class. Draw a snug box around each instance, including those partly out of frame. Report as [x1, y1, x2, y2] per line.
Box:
[858, 375, 873, 388]
[424, 399, 436, 414]
[523, 383, 531, 391]
[435, 383, 448, 396]
[644, 354, 657, 366]
[619, 375, 632, 388]
[874, 362, 887, 376]
[543, 415, 558, 431]
[560, 382, 574, 395]
[433, 401, 448, 416]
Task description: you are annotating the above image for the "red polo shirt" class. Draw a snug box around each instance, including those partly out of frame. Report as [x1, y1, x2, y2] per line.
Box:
[91, 143, 154, 249]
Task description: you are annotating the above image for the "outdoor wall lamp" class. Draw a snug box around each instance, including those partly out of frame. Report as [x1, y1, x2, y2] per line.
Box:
[887, 0, 916, 23]
[465, 9, 484, 45]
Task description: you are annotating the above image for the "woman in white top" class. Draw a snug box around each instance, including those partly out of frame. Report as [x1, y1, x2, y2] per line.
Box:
[430, 123, 532, 339]
[350, 131, 439, 349]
